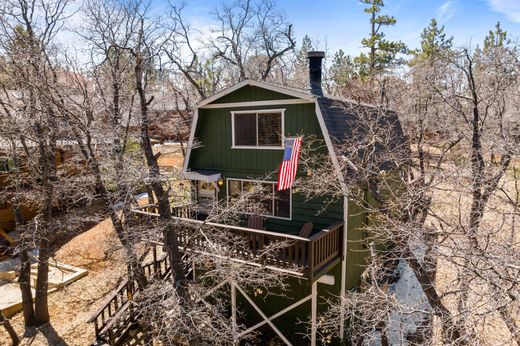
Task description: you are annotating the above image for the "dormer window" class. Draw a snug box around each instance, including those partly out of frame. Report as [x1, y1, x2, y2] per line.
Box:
[231, 109, 284, 149]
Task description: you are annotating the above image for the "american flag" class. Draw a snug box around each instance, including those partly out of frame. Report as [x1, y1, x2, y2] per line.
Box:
[277, 137, 302, 191]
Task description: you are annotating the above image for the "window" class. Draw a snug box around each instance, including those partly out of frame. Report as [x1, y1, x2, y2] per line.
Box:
[227, 179, 291, 219]
[0, 158, 9, 173]
[232, 110, 283, 148]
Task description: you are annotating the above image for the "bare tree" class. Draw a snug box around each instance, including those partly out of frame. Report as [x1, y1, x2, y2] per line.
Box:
[298, 40, 520, 344]
[210, 0, 295, 83]
[0, 0, 76, 326]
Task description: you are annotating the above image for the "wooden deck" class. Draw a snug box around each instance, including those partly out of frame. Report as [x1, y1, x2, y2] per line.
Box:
[133, 204, 344, 282]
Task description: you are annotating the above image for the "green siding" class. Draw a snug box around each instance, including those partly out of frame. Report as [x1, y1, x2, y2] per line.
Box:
[212, 85, 298, 104]
[190, 103, 343, 233]
[346, 200, 370, 290]
[238, 263, 343, 345]
[188, 86, 372, 343]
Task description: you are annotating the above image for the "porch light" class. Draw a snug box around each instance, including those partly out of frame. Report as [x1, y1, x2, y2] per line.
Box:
[217, 178, 225, 186]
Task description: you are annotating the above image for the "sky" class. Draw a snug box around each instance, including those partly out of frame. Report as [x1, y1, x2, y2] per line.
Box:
[179, 0, 520, 56]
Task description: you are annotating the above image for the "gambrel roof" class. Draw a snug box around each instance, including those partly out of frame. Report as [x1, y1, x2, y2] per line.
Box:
[196, 79, 406, 149]
[186, 79, 408, 179]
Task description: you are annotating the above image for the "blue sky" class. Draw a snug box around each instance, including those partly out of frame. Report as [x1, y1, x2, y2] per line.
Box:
[181, 0, 520, 55]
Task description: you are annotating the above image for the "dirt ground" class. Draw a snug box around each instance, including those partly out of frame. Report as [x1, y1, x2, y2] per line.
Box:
[154, 143, 184, 171]
[0, 218, 126, 346]
[0, 145, 184, 346]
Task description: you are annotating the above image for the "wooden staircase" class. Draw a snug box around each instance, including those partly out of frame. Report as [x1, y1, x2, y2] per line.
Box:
[89, 243, 192, 346]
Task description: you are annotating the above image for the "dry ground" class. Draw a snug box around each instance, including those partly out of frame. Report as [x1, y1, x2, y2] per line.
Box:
[0, 219, 126, 346]
[0, 145, 183, 346]
[430, 171, 519, 345]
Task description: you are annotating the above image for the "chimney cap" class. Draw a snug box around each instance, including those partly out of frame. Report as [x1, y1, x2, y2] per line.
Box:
[307, 51, 325, 58]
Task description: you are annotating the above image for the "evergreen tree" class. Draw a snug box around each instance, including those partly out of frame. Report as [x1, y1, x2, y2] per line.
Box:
[411, 18, 453, 64]
[329, 49, 357, 86]
[296, 35, 314, 65]
[484, 22, 508, 50]
[291, 35, 315, 88]
[356, 0, 407, 76]
[418, 18, 453, 58]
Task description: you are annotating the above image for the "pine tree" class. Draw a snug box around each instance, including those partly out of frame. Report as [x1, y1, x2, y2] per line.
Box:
[420, 18, 452, 58]
[484, 22, 508, 50]
[412, 18, 452, 63]
[356, 0, 407, 76]
[291, 35, 315, 88]
[329, 49, 356, 86]
[296, 35, 314, 66]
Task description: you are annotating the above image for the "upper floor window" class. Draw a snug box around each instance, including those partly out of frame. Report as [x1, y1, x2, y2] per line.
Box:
[232, 110, 284, 149]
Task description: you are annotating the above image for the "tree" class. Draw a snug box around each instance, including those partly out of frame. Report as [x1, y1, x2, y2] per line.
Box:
[67, 2, 292, 344]
[296, 30, 520, 343]
[210, 0, 296, 83]
[0, 0, 75, 326]
[290, 34, 314, 88]
[163, 3, 224, 100]
[484, 21, 508, 51]
[0, 311, 19, 345]
[329, 49, 357, 91]
[356, 0, 407, 77]
[414, 18, 453, 60]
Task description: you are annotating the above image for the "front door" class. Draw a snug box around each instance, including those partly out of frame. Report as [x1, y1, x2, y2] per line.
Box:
[197, 181, 217, 212]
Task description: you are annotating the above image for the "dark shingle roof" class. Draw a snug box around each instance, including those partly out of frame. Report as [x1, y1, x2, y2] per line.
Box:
[317, 96, 409, 170]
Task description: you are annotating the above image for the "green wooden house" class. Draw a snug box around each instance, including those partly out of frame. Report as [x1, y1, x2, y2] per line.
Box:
[178, 51, 406, 345]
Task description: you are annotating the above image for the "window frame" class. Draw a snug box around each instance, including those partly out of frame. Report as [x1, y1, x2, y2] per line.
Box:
[226, 178, 292, 220]
[231, 109, 285, 149]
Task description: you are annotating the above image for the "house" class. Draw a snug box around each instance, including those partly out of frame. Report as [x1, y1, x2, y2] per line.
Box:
[176, 51, 407, 345]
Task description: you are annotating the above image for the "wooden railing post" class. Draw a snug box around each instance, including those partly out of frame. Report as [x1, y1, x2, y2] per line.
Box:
[308, 239, 315, 282]
[152, 244, 158, 277]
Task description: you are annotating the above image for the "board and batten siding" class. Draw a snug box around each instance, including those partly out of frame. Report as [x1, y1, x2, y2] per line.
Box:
[187, 86, 372, 345]
[189, 100, 343, 234]
[211, 85, 299, 104]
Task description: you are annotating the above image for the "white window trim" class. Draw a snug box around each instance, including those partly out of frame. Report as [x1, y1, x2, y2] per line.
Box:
[226, 177, 292, 220]
[231, 109, 285, 150]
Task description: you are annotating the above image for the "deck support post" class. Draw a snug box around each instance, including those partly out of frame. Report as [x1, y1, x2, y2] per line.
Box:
[231, 280, 237, 343]
[311, 280, 317, 346]
[339, 196, 348, 342]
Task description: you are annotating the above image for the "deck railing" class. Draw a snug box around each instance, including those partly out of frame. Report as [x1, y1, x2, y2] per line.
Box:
[88, 245, 172, 345]
[132, 204, 344, 281]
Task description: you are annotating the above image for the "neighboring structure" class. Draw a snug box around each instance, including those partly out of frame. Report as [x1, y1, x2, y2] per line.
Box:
[178, 51, 406, 345]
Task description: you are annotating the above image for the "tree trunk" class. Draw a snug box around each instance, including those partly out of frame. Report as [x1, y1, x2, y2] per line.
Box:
[10, 142, 36, 326]
[71, 129, 149, 290]
[17, 247, 35, 326]
[404, 250, 466, 344]
[13, 206, 35, 326]
[33, 125, 55, 326]
[0, 312, 19, 346]
[34, 238, 50, 325]
[134, 48, 188, 300]
[110, 212, 148, 289]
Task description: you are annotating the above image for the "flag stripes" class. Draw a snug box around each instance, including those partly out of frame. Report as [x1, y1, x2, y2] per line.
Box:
[277, 137, 302, 191]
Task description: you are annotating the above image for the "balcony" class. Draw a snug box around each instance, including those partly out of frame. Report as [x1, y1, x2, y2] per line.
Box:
[132, 204, 344, 282]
